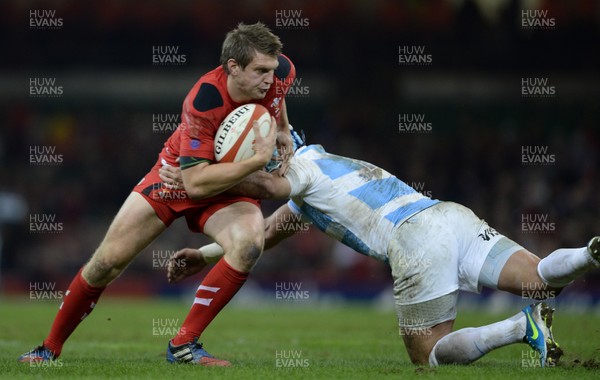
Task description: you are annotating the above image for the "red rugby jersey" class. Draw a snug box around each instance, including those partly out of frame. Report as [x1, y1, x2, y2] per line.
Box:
[158, 54, 296, 170]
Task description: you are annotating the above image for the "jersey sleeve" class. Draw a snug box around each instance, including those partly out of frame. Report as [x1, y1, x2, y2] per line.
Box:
[285, 157, 314, 197]
[275, 54, 296, 90]
[178, 82, 225, 170]
[286, 199, 313, 224]
[287, 199, 302, 215]
[262, 54, 296, 122]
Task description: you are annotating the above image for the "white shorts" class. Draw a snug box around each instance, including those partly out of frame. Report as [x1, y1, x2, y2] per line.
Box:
[388, 201, 522, 316]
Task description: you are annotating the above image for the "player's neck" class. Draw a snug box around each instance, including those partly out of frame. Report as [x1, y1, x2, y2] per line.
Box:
[226, 76, 250, 104]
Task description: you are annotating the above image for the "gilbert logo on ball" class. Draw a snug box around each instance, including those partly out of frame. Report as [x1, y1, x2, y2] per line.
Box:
[214, 104, 271, 162]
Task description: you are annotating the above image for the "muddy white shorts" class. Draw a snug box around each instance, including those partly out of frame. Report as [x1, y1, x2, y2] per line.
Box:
[389, 201, 523, 327]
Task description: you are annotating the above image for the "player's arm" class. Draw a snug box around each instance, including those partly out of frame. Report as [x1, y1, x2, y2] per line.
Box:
[225, 170, 291, 199]
[263, 203, 301, 248]
[181, 119, 277, 200]
[167, 203, 301, 283]
[159, 163, 291, 199]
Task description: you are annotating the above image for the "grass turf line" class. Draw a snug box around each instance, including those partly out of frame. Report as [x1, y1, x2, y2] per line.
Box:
[1, 297, 599, 379]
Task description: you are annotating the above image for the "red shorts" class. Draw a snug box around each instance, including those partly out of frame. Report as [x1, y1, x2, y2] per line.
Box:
[132, 164, 259, 233]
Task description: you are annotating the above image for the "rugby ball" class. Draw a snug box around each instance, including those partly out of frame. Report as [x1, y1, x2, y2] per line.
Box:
[214, 104, 271, 162]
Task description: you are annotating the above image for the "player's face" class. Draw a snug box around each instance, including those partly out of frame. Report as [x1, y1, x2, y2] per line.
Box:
[233, 52, 279, 100]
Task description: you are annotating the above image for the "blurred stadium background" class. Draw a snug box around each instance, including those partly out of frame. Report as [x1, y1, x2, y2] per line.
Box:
[1, 0, 599, 309]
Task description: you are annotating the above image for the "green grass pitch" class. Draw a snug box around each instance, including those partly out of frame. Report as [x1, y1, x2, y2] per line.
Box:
[1, 297, 599, 379]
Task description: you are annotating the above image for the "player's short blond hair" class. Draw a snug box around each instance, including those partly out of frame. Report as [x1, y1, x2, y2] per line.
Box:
[220, 22, 282, 74]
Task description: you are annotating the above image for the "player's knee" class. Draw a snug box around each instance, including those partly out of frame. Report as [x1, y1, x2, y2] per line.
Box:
[410, 354, 430, 366]
[84, 249, 129, 286]
[220, 221, 265, 271]
[405, 345, 431, 366]
[227, 238, 263, 271]
[402, 333, 436, 366]
[83, 258, 113, 286]
[238, 243, 263, 269]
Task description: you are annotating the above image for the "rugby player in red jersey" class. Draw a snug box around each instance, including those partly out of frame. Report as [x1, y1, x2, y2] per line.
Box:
[19, 22, 296, 366]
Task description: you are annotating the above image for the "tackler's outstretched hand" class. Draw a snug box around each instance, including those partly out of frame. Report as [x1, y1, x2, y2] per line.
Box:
[276, 130, 293, 176]
[167, 248, 206, 284]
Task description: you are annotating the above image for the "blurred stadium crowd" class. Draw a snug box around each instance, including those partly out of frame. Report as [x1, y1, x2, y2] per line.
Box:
[1, 0, 598, 302]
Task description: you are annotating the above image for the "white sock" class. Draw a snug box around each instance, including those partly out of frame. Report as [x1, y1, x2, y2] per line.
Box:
[429, 311, 525, 366]
[537, 247, 597, 288]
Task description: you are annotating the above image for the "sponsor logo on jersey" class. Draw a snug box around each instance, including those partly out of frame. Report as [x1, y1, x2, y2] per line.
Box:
[478, 227, 499, 241]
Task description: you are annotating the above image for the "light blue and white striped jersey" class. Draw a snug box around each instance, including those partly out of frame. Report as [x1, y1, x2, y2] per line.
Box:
[286, 145, 440, 263]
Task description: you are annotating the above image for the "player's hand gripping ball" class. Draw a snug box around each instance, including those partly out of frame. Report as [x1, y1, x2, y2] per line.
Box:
[214, 104, 271, 162]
